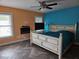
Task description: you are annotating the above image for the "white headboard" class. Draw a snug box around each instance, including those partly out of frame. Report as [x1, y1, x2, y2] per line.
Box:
[49, 24, 75, 32]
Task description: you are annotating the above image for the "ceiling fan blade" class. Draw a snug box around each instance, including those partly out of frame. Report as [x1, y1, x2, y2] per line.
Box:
[39, 1, 45, 3]
[38, 1, 46, 6]
[47, 3, 57, 6]
[31, 6, 41, 8]
[46, 6, 52, 9]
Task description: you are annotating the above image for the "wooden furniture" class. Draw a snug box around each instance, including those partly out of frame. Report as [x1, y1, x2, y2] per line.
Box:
[31, 24, 75, 59]
[31, 31, 62, 59]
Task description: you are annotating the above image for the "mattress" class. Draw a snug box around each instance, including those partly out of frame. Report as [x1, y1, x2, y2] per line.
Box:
[39, 30, 74, 50]
[39, 30, 74, 38]
[39, 31, 60, 38]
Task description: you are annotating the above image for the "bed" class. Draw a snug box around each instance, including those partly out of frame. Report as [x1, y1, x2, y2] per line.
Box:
[31, 24, 75, 59]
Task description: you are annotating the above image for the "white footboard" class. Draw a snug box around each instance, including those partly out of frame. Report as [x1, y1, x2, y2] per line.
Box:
[58, 33, 63, 59]
[31, 32, 63, 59]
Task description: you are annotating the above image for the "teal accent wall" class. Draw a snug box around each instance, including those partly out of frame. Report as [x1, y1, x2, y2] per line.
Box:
[44, 6, 79, 42]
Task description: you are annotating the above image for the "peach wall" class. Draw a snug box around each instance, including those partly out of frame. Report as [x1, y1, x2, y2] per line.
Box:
[0, 6, 43, 44]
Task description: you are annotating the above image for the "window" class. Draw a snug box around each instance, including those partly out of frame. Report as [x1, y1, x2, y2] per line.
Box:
[35, 16, 43, 23]
[0, 14, 13, 38]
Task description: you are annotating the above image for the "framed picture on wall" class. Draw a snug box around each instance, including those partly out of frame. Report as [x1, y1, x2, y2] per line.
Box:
[35, 16, 43, 23]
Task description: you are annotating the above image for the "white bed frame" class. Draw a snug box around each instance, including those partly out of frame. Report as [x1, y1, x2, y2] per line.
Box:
[31, 24, 76, 59]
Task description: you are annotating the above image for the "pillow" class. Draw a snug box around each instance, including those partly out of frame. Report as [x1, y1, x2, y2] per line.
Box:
[50, 25, 57, 32]
[35, 29, 44, 33]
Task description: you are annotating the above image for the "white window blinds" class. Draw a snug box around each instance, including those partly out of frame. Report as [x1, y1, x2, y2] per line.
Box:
[0, 14, 13, 38]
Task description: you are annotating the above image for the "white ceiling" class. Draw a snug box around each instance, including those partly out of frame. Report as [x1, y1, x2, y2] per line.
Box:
[0, 0, 79, 13]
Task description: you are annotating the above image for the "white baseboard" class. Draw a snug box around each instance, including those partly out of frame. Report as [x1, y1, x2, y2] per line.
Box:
[0, 39, 29, 46]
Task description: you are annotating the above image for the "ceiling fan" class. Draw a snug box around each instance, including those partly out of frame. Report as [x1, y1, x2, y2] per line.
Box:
[31, 0, 57, 10]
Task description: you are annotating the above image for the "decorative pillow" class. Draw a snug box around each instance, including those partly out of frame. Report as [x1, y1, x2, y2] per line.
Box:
[50, 25, 57, 31]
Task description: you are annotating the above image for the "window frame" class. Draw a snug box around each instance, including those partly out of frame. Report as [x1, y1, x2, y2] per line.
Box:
[0, 13, 14, 38]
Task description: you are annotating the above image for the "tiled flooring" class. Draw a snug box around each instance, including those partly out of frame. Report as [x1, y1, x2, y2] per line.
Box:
[63, 44, 79, 59]
[0, 40, 79, 59]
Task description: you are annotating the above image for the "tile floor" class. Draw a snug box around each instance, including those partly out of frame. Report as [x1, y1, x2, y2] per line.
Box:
[0, 40, 79, 59]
